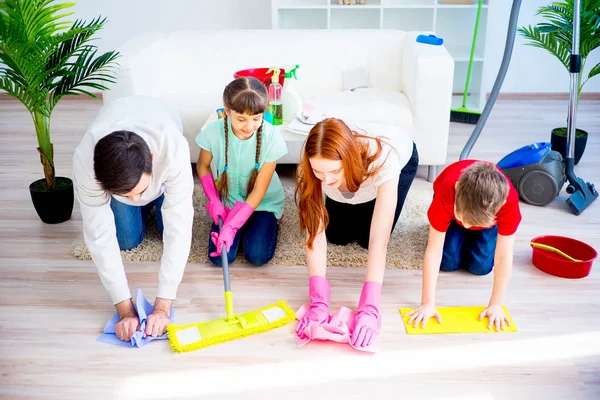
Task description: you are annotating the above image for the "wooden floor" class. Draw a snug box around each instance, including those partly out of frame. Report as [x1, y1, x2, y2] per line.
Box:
[1, 97, 599, 400]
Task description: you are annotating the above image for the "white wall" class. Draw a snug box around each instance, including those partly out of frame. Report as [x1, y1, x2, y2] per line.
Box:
[9, 0, 597, 95]
[70, 0, 272, 54]
[483, 0, 600, 94]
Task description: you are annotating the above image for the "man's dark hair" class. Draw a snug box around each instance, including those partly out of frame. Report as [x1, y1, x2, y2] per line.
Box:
[94, 130, 152, 195]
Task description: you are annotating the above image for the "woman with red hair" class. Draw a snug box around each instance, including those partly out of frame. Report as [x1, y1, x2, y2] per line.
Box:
[295, 118, 419, 348]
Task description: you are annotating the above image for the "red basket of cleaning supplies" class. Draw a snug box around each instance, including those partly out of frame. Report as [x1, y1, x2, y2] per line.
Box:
[233, 68, 285, 88]
[530, 235, 597, 279]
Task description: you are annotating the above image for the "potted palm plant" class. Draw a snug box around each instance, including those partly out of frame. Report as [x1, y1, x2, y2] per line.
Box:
[518, 0, 600, 165]
[0, 0, 119, 223]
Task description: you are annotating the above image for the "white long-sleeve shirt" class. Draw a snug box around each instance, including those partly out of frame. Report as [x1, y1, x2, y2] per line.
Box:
[73, 96, 194, 305]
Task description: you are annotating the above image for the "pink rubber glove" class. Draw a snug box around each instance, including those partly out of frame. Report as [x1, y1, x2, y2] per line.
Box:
[295, 276, 330, 339]
[210, 201, 254, 256]
[200, 174, 228, 226]
[350, 281, 382, 348]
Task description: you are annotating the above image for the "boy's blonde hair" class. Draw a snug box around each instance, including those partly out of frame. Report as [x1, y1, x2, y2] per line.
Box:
[455, 161, 509, 227]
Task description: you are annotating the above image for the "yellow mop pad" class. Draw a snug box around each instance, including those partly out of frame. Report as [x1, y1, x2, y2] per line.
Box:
[399, 306, 518, 334]
[167, 298, 295, 352]
[167, 220, 295, 352]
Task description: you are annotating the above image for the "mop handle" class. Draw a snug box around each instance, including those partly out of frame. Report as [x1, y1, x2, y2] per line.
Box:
[218, 218, 234, 319]
[566, 0, 581, 160]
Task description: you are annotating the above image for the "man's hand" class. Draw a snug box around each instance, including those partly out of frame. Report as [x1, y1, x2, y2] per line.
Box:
[405, 303, 443, 329]
[144, 298, 172, 338]
[115, 299, 140, 341]
[479, 304, 511, 331]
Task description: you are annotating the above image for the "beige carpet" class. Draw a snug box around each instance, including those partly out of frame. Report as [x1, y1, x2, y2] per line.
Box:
[72, 184, 432, 269]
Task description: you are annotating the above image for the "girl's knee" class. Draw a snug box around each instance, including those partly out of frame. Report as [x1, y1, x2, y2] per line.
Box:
[208, 253, 224, 267]
[243, 245, 274, 266]
[243, 234, 276, 267]
[245, 253, 272, 266]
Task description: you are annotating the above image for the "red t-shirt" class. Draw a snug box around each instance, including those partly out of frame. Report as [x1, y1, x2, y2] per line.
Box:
[427, 160, 522, 236]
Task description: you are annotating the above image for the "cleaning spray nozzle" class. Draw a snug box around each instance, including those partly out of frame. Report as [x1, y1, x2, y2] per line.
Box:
[284, 64, 300, 80]
[266, 66, 281, 83]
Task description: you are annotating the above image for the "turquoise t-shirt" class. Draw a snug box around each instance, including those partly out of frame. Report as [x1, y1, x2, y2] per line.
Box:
[195, 118, 288, 219]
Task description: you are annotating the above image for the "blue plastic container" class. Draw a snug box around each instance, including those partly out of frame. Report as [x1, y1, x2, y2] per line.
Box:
[497, 142, 552, 170]
[416, 34, 444, 46]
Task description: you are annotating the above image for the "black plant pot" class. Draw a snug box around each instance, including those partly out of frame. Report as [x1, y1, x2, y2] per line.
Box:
[550, 127, 588, 165]
[29, 177, 74, 224]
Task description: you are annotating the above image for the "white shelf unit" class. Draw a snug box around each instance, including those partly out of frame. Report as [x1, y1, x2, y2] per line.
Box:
[271, 0, 490, 111]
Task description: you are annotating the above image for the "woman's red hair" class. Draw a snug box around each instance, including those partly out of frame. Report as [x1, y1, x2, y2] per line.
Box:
[295, 118, 386, 249]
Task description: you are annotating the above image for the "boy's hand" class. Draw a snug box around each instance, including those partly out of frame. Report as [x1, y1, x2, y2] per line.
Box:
[405, 303, 442, 328]
[479, 304, 511, 331]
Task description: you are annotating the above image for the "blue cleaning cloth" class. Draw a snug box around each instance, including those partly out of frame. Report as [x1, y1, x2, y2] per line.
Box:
[97, 288, 175, 348]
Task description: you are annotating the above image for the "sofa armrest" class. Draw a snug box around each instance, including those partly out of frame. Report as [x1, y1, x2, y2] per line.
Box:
[402, 32, 454, 166]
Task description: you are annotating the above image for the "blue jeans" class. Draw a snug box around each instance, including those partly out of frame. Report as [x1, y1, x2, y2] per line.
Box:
[110, 194, 165, 251]
[440, 220, 498, 276]
[208, 211, 278, 267]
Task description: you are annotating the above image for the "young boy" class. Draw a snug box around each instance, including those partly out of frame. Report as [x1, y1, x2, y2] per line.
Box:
[406, 160, 522, 331]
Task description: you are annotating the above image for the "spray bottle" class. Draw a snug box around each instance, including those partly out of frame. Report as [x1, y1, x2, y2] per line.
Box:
[266, 67, 283, 126]
[282, 64, 302, 123]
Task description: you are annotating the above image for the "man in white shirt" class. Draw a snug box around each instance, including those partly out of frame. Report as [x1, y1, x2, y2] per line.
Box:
[73, 96, 194, 341]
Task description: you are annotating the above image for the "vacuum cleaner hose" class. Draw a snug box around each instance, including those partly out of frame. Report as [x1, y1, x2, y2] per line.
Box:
[460, 0, 523, 160]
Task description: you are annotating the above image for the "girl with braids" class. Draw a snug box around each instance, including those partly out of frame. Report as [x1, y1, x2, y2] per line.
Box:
[195, 77, 288, 266]
[294, 118, 419, 349]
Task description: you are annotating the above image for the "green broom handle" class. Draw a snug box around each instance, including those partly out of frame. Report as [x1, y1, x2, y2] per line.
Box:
[462, 0, 484, 107]
[219, 219, 234, 319]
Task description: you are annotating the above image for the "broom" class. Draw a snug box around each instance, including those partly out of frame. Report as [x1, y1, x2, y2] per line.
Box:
[450, 0, 484, 124]
[166, 219, 295, 352]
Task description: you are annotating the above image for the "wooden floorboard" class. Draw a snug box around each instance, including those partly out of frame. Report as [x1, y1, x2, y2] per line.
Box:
[0, 97, 599, 399]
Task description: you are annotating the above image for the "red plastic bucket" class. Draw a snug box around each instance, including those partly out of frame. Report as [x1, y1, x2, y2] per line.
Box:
[530, 235, 597, 279]
[233, 68, 285, 88]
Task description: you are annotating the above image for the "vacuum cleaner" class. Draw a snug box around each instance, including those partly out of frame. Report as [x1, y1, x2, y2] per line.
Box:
[459, 0, 598, 215]
[497, 143, 565, 207]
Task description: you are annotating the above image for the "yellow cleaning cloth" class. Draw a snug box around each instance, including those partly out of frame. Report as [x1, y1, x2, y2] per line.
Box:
[399, 306, 518, 334]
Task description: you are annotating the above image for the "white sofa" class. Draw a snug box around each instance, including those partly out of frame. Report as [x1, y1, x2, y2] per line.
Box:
[102, 29, 454, 180]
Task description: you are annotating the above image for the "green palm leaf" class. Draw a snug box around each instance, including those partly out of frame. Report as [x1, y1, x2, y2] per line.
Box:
[518, 0, 600, 98]
[0, 0, 120, 188]
[0, 0, 74, 42]
[517, 26, 570, 69]
[51, 47, 119, 106]
[589, 63, 600, 79]
[0, 77, 43, 113]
